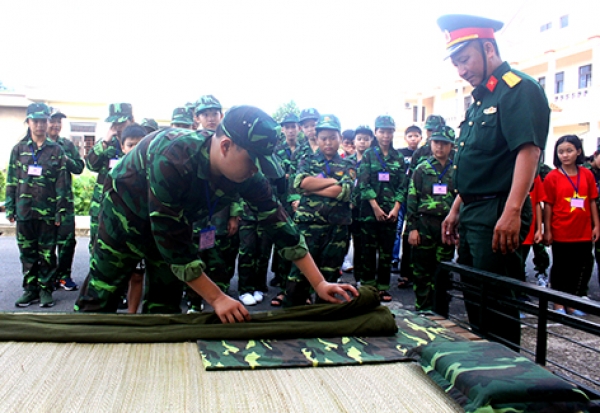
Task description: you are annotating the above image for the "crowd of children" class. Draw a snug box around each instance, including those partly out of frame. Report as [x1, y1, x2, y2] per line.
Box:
[5, 100, 600, 316]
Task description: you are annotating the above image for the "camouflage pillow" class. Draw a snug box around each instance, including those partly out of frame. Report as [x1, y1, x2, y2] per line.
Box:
[416, 341, 593, 413]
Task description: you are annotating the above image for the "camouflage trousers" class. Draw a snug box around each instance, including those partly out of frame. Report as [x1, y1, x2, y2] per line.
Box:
[532, 242, 550, 274]
[283, 223, 348, 307]
[410, 215, 454, 311]
[16, 220, 57, 292]
[55, 212, 76, 281]
[185, 230, 240, 307]
[75, 189, 183, 314]
[354, 220, 396, 291]
[237, 219, 271, 294]
[88, 199, 100, 254]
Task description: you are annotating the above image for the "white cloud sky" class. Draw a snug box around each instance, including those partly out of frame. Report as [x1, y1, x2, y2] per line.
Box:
[1, 0, 536, 128]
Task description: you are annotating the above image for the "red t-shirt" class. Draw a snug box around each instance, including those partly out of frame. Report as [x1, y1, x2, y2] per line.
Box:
[523, 175, 546, 245]
[544, 167, 598, 242]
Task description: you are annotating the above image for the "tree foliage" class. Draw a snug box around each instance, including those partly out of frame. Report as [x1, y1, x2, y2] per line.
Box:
[72, 173, 96, 215]
[272, 100, 301, 123]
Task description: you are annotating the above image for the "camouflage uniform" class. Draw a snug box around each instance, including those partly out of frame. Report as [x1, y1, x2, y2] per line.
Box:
[355, 140, 406, 291]
[284, 116, 354, 306]
[406, 142, 456, 311]
[140, 118, 159, 134]
[237, 202, 272, 295]
[75, 107, 306, 313]
[86, 103, 133, 249]
[6, 132, 68, 296]
[52, 136, 85, 283]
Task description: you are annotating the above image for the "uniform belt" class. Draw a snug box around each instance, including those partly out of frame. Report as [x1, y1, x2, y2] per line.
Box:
[461, 193, 506, 205]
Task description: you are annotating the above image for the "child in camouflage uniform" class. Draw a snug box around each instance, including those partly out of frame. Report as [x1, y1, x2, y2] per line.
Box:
[6, 103, 68, 308]
[283, 114, 354, 307]
[47, 108, 85, 291]
[406, 126, 456, 311]
[355, 115, 406, 302]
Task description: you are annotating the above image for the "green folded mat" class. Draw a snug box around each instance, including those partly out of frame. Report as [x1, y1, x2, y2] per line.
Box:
[198, 309, 465, 370]
[413, 341, 596, 413]
[0, 286, 397, 343]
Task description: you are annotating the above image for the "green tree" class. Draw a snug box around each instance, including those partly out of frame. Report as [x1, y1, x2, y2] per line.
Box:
[72, 173, 96, 215]
[272, 100, 300, 123]
[0, 169, 5, 202]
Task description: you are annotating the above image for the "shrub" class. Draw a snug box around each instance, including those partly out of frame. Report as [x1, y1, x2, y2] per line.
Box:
[73, 173, 96, 216]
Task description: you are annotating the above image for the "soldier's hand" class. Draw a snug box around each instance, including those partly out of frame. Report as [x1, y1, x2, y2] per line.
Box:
[8, 217, 15, 224]
[442, 210, 460, 246]
[291, 201, 300, 212]
[104, 126, 116, 142]
[212, 295, 251, 324]
[227, 216, 239, 237]
[493, 209, 521, 254]
[314, 281, 358, 304]
[408, 230, 420, 246]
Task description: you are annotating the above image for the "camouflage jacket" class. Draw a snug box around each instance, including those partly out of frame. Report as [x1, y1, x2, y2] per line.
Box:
[274, 141, 300, 205]
[356, 145, 406, 221]
[539, 163, 553, 181]
[108, 128, 307, 282]
[346, 152, 362, 207]
[583, 162, 600, 210]
[409, 143, 455, 176]
[5, 136, 68, 221]
[53, 136, 85, 213]
[405, 157, 455, 232]
[240, 175, 287, 221]
[293, 151, 354, 225]
[86, 136, 122, 216]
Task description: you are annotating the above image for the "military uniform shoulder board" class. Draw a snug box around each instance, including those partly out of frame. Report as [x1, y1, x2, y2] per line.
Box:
[502, 71, 522, 88]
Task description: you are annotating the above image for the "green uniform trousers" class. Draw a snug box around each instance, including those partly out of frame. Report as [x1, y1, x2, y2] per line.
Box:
[411, 215, 454, 311]
[16, 220, 58, 292]
[237, 219, 271, 294]
[75, 190, 184, 314]
[355, 220, 396, 291]
[55, 213, 76, 281]
[458, 196, 531, 350]
[284, 223, 348, 307]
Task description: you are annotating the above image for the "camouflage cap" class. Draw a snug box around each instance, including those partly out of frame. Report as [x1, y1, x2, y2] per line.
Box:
[375, 115, 396, 130]
[26, 103, 51, 120]
[195, 95, 222, 115]
[140, 118, 159, 133]
[280, 112, 300, 125]
[105, 103, 133, 123]
[430, 125, 456, 143]
[316, 114, 342, 133]
[171, 107, 194, 126]
[355, 125, 374, 137]
[220, 105, 284, 179]
[49, 107, 67, 119]
[299, 108, 320, 123]
[424, 114, 446, 131]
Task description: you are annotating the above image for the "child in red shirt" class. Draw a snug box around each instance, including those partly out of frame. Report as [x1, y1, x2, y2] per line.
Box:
[543, 135, 600, 316]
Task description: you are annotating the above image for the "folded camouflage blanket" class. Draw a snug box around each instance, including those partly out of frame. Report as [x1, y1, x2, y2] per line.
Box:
[413, 341, 596, 413]
[198, 309, 465, 370]
[0, 286, 397, 343]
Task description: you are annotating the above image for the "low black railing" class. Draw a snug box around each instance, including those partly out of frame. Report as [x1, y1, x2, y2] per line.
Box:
[434, 261, 600, 398]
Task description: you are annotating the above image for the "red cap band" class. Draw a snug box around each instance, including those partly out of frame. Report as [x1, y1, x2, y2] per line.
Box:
[446, 27, 496, 49]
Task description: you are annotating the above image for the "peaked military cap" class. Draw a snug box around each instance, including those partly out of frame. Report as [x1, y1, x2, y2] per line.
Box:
[315, 114, 342, 133]
[195, 95, 222, 115]
[220, 105, 284, 179]
[280, 112, 300, 125]
[375, 115, 396, 130]
[299, 108, 320, 123]
[437, 14, 504, 59]
[424, 114, 446, 131]
[171, 107, 194, 126]
[26, 103, 51, 120]
[105, 103, 133, 123]
[430, 125, 456, 143]
[140, 118, 159, 133]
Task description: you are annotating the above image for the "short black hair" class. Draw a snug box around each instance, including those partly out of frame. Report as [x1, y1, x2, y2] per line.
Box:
[121, 124, 146, 143]
[342, 129, 355, 142]
[405, 125, 422, 136]
[553, 134, 585, 167]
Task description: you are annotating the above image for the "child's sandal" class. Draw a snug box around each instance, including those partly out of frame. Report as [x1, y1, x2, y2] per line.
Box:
[379, 290, 393, 302]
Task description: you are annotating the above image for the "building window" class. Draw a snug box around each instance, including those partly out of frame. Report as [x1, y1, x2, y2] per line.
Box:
[421, 107, 426, 122]
[540, 22, 552, 32]
[412, 106, 418, 122]
[579, 64, 592, 89]
[555, 72, 564, 94]
[560, 15, 569, 28]
[538, 76, 546, 90]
